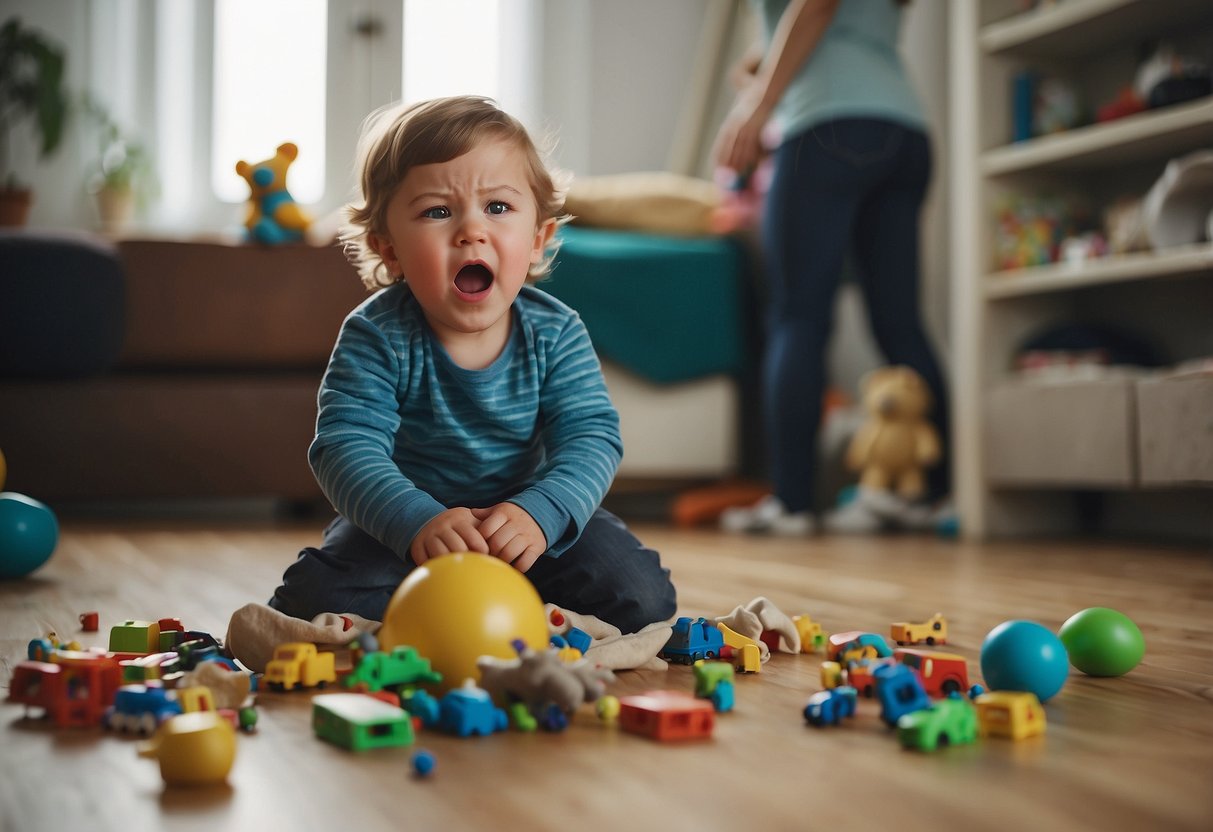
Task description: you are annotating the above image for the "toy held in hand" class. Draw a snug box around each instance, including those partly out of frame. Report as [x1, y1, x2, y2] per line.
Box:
[845, 365, 940, 501]
[235, 142, 311, 244]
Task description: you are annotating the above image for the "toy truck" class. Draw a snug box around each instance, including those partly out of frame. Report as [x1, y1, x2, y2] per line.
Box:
[7, 655, 123, 728]
[313, 693, 415, 751]
[343, 646, 443, 693]
[895, 648, 970, 698]
[891, 613, 948, 646]
[264, 642, 337, 691]
[660, 617, 726, 665]
[803, 686, 858, 727]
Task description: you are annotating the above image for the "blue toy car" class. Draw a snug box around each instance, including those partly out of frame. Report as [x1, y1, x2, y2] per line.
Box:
[803, 685, 858, 727]
[874, 662, 931, 726]
[437, 685, 508, 738]
[103, 684, 183, 734]
[660, 617, 726, 664]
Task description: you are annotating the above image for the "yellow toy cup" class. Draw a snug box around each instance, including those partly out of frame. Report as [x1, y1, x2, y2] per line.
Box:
[138, 712, 236, 786]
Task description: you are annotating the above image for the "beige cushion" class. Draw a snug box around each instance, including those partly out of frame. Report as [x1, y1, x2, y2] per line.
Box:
[564, 172, 722, 236]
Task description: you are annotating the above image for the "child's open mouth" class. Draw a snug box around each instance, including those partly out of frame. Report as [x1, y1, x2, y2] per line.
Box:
[454, 263, 494, 298]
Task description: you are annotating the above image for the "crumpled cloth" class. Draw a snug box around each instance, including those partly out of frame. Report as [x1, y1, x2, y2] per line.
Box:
[713, 596, 801, 662]
[225, 602, 674, 674]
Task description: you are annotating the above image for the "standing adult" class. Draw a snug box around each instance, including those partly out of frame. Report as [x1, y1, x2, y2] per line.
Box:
[716, 0, 950, 534]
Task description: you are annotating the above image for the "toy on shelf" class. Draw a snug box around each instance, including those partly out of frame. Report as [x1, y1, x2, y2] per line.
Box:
[312, 692, 414, 751]
[891, 613, 947, 647]
[377, 552, 548, 694]
[980, 620, 1070, 703]
[803, 686, 857, 728]
[692, 660, 735, 713]
[897, 695, 979, 752]
[0, 491, 59, 579]
[138, 712, 237, 786]
[618, 690, 715, 742]
[1058, 607, 1145, 677]
[264, 642, 337, 691]
[975, 691, 1046, 741]
[659, 616, 725, 665]
[235, 141, 311, 244]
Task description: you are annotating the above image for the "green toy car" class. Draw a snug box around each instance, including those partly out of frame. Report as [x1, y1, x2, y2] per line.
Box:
[897, 695, 978, 752]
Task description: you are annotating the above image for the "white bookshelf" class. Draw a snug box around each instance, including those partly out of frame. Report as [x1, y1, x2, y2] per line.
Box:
[949, 0, 1213, 539]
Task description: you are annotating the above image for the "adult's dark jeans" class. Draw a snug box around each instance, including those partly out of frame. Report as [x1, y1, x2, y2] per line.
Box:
[761, 117, 951, 512]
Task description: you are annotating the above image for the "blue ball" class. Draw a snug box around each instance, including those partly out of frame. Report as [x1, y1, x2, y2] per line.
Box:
[0, 492, 59, 579]
[980, 619, 1070, 703]
[411, 749, 436, 778]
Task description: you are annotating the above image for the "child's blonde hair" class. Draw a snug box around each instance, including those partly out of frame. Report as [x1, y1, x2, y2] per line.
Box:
[342, 96, 569, 291]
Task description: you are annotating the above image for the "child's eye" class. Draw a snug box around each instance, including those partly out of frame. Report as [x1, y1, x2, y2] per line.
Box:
[487, 201, 511, 215]
[421, 206, 450, 220]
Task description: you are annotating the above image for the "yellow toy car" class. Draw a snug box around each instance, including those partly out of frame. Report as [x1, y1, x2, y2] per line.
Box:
[264, 642, 336, 691]
[891, 613, 948, 646]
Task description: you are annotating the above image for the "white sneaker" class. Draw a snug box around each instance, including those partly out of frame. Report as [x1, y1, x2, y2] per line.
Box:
[720, 495, 815, 536]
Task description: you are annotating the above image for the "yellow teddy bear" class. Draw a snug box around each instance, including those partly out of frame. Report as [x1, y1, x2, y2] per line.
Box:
[235, 142, 311, 244]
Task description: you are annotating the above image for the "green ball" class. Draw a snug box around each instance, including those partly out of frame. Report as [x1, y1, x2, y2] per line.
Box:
[1058, 607, 1144, 677]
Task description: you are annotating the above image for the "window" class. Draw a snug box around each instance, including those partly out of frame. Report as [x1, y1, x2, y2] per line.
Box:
[402, 0, 538, 124]
[211, 0, 328, 204]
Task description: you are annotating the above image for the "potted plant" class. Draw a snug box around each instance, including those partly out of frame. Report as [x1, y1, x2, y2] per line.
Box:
[0, 17, 69, 226]
[83, 95, 157, 231]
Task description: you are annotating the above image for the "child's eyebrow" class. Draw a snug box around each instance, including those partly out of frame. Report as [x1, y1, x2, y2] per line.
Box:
[408, 184, 524, 206]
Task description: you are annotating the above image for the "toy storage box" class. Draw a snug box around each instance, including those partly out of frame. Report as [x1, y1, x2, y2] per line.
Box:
[984, 378, 1137, 487]
[1136, 373, 1213, 486]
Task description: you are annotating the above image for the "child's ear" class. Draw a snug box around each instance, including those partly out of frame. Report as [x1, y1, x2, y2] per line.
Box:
[530, 218, 558, 264]
[368, 232, 400, 276]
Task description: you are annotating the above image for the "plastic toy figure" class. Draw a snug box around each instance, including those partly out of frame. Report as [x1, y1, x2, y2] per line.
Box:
[803, 686, 858, 727]
[8, 655, 123, 728]
[897, 696, 979, 752]
[104, 684, 183, 734]
[660, 617, 726, 664]
[436, 682, 509, 738]
[975, 691, 1046, 740]
[618, 690, 715, 741]
[827, 630, 893, 662]
[264, 642, 337, 691]
[692, 660, 736, 713]
[312, 693, 415, 751]
[895, 648, 970, 698]
[891, 613, 948, 646]
[873, 663, 931, 726]
[343, 645, 443, 693]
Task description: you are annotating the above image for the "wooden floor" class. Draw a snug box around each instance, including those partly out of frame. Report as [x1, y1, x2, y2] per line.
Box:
[2, 515, 1212, 832]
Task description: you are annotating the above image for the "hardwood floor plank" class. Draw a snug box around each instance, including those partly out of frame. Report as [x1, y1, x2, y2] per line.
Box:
[2, 519, 1211, 831]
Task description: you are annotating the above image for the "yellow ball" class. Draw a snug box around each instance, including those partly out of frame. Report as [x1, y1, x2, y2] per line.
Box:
[377, 552, 548, 694]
